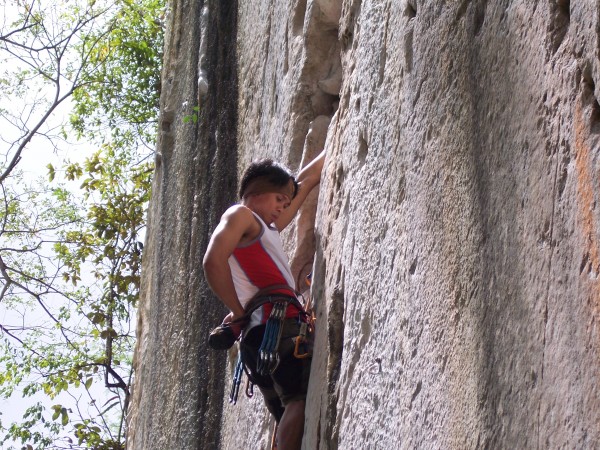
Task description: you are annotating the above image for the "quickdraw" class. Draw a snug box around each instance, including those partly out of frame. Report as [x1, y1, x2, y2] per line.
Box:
[229, 353, 244, 404]
[293, 321, 311, 359]
[230, 350, 256, 404]
[256, 301, 287, 376]
[293, 274, 315, 359]
[245, 377, 254, 398]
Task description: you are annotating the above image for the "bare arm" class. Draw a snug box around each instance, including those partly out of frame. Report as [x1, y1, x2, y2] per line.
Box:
[275, 149, 326, 230]
[203, 205, 256, 319]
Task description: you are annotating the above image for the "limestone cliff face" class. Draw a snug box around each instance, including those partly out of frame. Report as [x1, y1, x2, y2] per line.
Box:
[126, 1, 238, 448]
[129, 1, 600, 449]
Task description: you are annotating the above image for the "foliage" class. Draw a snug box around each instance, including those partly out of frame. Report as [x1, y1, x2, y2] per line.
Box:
[183, 105, 200, 124]
[70, 0, 164, 147]
[0, 0, 163, 447]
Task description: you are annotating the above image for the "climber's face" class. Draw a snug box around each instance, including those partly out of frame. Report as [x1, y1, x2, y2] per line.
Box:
[245, 192, 291, 225]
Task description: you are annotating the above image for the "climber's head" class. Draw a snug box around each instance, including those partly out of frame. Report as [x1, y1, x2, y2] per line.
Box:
[239, 159, 298, 201]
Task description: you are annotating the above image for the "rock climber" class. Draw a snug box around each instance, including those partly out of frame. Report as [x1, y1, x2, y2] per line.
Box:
[203, 149, 326, 450]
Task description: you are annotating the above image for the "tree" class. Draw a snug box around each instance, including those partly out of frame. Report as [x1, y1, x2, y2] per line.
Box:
[0, 0, 163, 447]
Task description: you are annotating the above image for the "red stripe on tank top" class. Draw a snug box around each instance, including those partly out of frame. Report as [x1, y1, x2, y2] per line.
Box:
[233, 240, 289, 289]
[233, 241, 300, 319]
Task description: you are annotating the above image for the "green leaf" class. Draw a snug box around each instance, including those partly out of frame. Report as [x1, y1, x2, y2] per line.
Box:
[51, 404, 62, 421]
[47, 163, 55, 182]
[61, 408, 69, 426]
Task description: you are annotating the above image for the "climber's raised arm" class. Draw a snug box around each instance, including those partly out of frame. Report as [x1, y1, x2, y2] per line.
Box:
[275, 149, 326, 231]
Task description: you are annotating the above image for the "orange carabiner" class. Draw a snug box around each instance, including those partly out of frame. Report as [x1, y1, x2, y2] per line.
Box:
[293, 335, 310, 359]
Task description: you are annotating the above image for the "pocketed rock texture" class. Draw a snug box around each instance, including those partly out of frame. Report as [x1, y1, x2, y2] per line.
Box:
[128, 1, 600, 449]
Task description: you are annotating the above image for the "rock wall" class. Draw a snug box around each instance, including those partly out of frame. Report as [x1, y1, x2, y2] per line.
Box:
[129, 0, 600, 449]
[126, 1, 238, 448]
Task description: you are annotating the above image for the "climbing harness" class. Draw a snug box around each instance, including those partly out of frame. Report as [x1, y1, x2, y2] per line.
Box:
[226, 279, 315, 419]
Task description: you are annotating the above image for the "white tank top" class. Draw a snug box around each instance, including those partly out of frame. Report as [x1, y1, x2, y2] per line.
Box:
[228, 212, 295, 308]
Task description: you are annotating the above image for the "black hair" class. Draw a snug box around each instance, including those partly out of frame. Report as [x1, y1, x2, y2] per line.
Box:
[239, 159, 298, 198]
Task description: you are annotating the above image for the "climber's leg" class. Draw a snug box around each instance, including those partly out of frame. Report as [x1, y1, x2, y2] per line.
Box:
[269, 320, 311, 449]
[276, 398, 305, 450]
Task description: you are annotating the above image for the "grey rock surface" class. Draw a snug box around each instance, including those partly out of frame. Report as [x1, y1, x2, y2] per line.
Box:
[126, 1, 238, 448]
[129, 0, 600, 449]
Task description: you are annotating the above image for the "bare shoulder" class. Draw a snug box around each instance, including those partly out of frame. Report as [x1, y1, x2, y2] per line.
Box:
[221, 204, 255, 223]
[218, 204, 260, 242]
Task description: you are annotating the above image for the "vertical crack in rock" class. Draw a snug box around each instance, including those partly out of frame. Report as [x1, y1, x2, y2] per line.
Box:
[409, 380, 422, 410]
[226, 0, 345, 446]
[403, 0, 417, 73]
[293, 0, 308, 37]
[283, 23, 290, 75]
[581, 71, 600, 134]
[289, 0, 343, 283]
[291, 116, 332, 285]
[456, 0, 488, 35]
[326, 283, 345, 450]
[536, 75, 563, 450]
[405, 0, 417, 19]
[549, 0, 571, 54]
[377, 3, 390, 86]
[304, 247, 345, 450]
[285, 0, 342, 168]
[404, 16, 415, 73]
[294, 4, 345, 447]
[463, 3, 524, 445]
[455, 0, 470, 21]
[357, 131, 368, 167]
[472, 0, 488, 36]
[340, 0, 361, 51]
[597, 3, 600, 63]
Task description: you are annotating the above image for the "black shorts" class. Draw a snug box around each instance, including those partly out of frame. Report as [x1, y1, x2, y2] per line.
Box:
[240, 318, 312, 418]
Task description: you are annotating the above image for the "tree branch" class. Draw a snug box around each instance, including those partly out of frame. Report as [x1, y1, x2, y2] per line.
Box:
[0, 3, 112, 183]
[0, 323, 43, 357]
